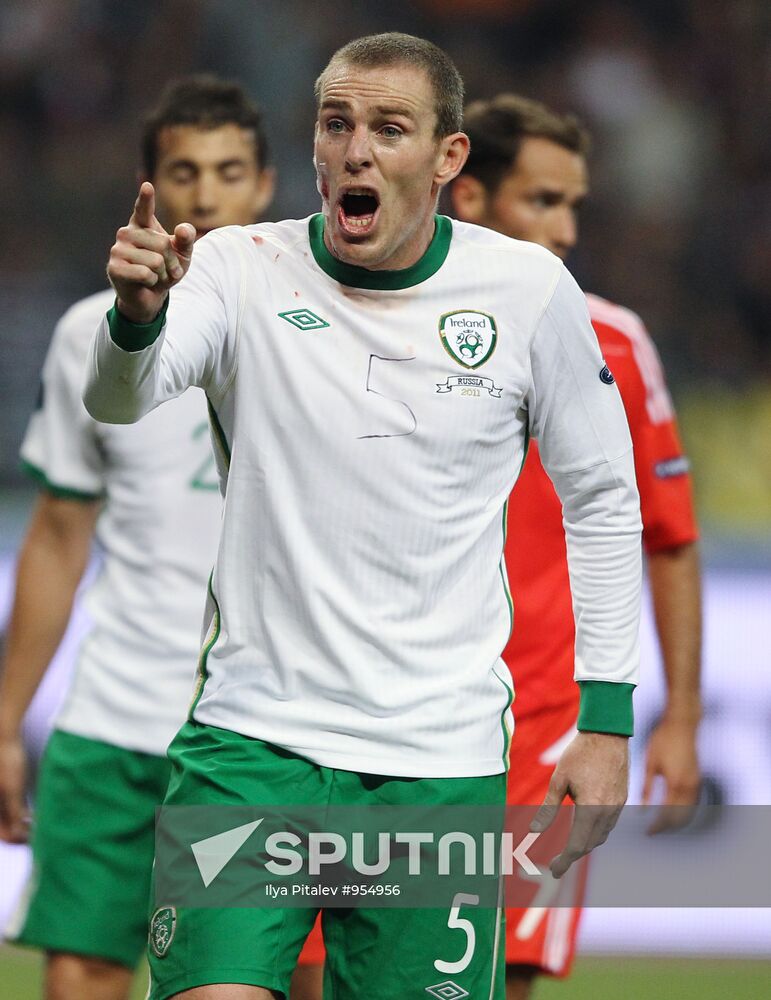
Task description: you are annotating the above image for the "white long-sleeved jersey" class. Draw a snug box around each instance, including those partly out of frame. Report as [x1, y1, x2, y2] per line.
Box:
[85, 216, 642, 777]
[21, 289, 221, 755]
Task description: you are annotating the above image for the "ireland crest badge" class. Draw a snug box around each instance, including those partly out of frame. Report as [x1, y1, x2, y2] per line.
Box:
[439, 310, 497, 369]
[149, 906, 177, 958]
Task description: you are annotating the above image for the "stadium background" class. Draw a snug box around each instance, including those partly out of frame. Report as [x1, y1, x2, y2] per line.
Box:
[0, 0, 769, 995]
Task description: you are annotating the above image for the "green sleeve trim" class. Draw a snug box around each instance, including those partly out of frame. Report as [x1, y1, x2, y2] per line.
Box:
[107, 296, 169, 352]
[577, 680, 635, 736]
[20, 459, 103, 502]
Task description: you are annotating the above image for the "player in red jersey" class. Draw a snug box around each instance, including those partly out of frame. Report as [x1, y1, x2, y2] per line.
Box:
[447, 93, 703, 999]
[294, 92, 701, 996]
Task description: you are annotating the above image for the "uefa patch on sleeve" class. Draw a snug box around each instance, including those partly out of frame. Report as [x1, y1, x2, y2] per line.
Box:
[599, 363, 615, 384]
[655, 456, 691, 479]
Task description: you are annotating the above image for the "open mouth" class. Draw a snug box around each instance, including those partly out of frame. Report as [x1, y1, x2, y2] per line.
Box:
[337, 188, 380, 237]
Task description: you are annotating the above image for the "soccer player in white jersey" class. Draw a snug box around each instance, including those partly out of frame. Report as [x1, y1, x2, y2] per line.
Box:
[0, 77, 274, 1000]
[450, 94, 702, 1000]
[85, 33, 643, 1000]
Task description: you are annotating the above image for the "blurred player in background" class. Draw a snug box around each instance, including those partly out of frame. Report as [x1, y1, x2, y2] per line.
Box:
[449, 94, 702, 999]
[0, 76, 274, 1000]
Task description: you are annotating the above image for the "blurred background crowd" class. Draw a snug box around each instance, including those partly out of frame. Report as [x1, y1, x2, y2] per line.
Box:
[1, 0, 769, 539]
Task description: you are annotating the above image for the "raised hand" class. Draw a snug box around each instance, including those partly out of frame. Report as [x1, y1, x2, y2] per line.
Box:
[108, 181, 196, 324]
[530, 731, 629, 878]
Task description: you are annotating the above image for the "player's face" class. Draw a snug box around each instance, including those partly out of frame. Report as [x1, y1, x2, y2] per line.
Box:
[314, 61, 468, 270]
[148, 124, 274, 238]
[455, 137, 588, 260]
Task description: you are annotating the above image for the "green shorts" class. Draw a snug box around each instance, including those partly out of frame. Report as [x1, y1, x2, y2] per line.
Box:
[148, 721, 507, 1000]
[8, 728, 172, 968]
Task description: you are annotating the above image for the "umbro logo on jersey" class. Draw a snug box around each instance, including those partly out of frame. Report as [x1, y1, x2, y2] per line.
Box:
[425, 982, 469, 999]
[278, 308, 330, 331]
[440, 310, 497, 369]
[599, 363, 615, 385]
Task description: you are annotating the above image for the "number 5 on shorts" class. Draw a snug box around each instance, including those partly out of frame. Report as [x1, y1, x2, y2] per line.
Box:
[434, 892, 480, 974]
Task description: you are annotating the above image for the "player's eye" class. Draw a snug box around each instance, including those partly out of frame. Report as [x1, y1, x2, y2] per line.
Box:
[168, 167, 195, 184]
[327, 119, 346, 134]
[221, 167, 247, 183]
[379, 125, 402, 139]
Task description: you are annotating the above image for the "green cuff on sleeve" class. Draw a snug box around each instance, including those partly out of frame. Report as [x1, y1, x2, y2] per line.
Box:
[20, 459, 104, 502]
[107, 296, 169, 352]
[577, 680, 635, 736]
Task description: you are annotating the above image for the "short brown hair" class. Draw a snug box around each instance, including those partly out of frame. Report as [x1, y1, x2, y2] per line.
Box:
[141, 75, 269, 177]
[462, 94, 590, 192]
[315, 32, 464, 137]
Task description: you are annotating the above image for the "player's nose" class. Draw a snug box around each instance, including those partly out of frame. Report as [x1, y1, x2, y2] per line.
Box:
[191, 175, 219, 214]
[345, 125, 373, 171]
[552, 209, 578, 258]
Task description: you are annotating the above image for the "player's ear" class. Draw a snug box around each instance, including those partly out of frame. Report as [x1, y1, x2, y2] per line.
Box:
[434, 132, 470, 190]
[253, 166, 276, 218]
[449, 173, 487, 224]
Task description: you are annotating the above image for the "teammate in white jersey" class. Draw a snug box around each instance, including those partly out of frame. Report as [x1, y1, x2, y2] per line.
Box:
[0, 76, 274, 1000]
[86, 34, 642, 1000]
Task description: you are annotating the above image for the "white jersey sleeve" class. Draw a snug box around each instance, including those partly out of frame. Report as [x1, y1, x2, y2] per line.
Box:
[528, 266, 642, 715]
[21, 292, 113, 498]
[80, 215, 642, 772]
[84, 229, 246, 423]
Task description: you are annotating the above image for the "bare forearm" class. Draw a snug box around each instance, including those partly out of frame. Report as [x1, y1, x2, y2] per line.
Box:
[647, 542, 702, 720]
[0, 502, 95, 737]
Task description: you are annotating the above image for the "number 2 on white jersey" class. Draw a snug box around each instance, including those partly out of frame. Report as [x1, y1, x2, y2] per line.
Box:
[189, 421, 218, 491]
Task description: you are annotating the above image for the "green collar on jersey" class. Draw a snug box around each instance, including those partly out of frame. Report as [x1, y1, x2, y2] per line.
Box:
[308, 213, 452, 289]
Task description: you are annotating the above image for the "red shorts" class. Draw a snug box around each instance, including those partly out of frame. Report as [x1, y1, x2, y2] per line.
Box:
[505, 705, 587, 976]
[297, 704, 587, 973]
[298, 913, 324, 965]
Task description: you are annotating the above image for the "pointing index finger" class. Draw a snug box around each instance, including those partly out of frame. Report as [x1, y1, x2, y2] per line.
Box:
[131, 181, 156, 230]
